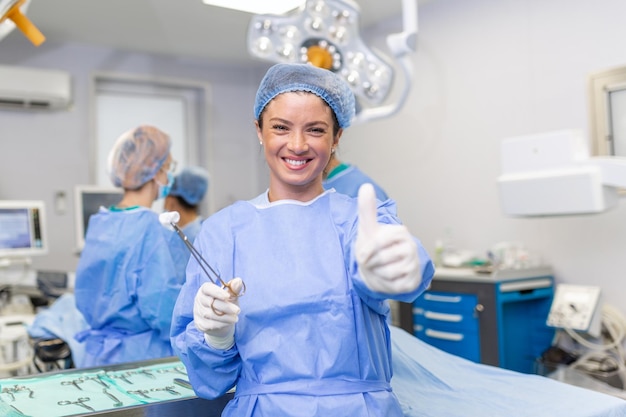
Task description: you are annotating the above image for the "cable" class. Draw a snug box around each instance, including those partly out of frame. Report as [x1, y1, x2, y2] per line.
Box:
[562, 304, 626, 389]
[565, 306, 626, 351]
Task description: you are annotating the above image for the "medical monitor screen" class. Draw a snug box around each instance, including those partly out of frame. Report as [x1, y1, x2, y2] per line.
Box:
[0, 200, 47, 259]
[75, 185, 123, 251]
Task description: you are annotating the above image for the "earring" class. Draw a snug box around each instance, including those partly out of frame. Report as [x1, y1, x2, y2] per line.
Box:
[259, 141, 263, 146]
[331, 148, 336, 154]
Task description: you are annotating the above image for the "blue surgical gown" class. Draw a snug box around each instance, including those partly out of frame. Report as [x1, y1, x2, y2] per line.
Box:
[323, 164, 389, 201]
[171, 190, 434, 417]
[75, 206, 182, 367]
[168, 216, 204, 285]
[182, 216, 203, 243]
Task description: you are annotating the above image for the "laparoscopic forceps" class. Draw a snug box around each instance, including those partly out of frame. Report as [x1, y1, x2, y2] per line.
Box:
[159, 211, 245, 315]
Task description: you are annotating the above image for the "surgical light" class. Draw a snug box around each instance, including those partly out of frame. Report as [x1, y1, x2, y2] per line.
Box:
[247, 0, 418, 124]
[0, 0, 45, 46]
[201, 0, 305, 16]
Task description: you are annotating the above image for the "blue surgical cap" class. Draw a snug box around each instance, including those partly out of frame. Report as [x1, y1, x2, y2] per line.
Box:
[169, 166, 210, 206]
[108, 125, 171, 190]
[254, 63, 355, 128]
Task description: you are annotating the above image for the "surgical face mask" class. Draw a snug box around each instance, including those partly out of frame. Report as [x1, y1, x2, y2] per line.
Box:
[156, 172, 174, 200]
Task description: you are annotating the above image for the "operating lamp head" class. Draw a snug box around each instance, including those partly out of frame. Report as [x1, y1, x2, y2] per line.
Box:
[247, 0, 394, 110]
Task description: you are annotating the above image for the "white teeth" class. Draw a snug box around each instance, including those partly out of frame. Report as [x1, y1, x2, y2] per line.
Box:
[285, 158, 306, 166]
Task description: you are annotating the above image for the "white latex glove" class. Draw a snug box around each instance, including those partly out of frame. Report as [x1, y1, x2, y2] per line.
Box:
[193, 278, 243, 350]
[355, 183, 422, 294]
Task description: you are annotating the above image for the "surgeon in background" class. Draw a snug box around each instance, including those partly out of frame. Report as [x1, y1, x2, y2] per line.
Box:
[74, 124, 182, 368]
[164, 166, 210, 243]
[171, 63, 435, 416]
[164, 166, 210, 283]
[324, 153, 389, 201]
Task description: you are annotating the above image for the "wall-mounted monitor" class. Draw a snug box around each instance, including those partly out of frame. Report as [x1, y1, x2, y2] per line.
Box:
[0, 200, 47, 260]
[74, 185, 123, 251]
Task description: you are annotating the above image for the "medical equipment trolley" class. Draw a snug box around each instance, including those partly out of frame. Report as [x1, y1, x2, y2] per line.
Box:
[411, 266, 555, 374]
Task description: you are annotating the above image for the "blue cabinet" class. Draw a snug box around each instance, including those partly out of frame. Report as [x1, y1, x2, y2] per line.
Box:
[412, 267, 555, 374]
[413, 291, 481, 362]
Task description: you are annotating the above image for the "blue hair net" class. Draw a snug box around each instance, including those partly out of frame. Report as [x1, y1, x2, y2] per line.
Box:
[169, 166, 210, 205]
[254, 63, 355, 128]
[108, 125, 171, 190]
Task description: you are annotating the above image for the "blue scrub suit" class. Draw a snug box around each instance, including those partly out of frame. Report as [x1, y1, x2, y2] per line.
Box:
[168, 216, 204, 285]
[323, 164, 389, 201]
[75, 206, 181, 367]
[171, 190, 434, 417]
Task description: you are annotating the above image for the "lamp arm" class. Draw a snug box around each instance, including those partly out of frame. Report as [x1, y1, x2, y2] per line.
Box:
[353, 0, 417, 124]
[386, 0, 418, 56]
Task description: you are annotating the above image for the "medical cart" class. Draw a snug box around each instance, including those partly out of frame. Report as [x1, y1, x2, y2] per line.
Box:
[411, 266, 555, 374]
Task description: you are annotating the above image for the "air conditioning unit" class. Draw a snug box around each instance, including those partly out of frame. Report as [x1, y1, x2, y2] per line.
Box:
[0, 65, 72, 110]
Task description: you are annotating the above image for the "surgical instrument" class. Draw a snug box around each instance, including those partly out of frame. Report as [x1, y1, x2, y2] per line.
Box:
[58, 397, 95, 412]
[157, 365, 187, 375]
[10, 404, 24, 415]
[103, 388, 123, 407]
[2, 385, 33, 401]
[109, 371, 133, 385]
[173, 378, 193, 390]
[159, 211, 246, 314]
[61, 379, 84, 390]
[81, 375, 109, 388]
[151, 386, 180, 396]
[134, 369, 156, 379]
[128, 389, 151, 399]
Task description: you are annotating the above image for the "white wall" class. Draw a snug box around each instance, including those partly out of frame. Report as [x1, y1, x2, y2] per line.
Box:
[0, 38, 269, 273]
[343, 0, 626, 315]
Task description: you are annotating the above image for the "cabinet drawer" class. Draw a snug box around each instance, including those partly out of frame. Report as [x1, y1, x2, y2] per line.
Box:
[413, 313, 478, 333]
[414, 291, 478, 314]
[413, 324, 481, 362]
[413, 291, 479, 331]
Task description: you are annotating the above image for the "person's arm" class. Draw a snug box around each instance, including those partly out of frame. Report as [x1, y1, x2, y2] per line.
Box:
[170, 215, 241, 399]
[349, 185, 435, 305]
[171, 274, 241, 398]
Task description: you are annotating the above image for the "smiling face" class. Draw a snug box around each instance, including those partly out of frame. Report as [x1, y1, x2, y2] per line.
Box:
[256, 91, 342, 202]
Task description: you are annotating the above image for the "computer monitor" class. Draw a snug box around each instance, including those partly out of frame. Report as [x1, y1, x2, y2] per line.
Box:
[0, 200, 47, 260]
[74, 185, 123, 251]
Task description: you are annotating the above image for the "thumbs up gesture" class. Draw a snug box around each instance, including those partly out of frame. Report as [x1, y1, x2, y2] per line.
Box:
[355, 184, 422, 294]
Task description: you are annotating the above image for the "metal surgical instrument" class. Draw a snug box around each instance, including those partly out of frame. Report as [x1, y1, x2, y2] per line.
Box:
[110, 371, 133, 384]
[61, 379, 84, 390]
[173, 378, 193, 390]
[159, 211, 246, 315]
[81, 375, 109, 388]
[2, 385, 33, 401]
[58, 397, 95, 412]
[103, 388, 123, 407]
[128, 389, 151, 399]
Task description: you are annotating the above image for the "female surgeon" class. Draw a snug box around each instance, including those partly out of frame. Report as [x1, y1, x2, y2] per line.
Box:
[170, 63, 435, 416]
[74, 125, 182, 367]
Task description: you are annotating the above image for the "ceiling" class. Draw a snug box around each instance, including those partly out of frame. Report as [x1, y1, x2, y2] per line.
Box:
[21, 0, 416, 64]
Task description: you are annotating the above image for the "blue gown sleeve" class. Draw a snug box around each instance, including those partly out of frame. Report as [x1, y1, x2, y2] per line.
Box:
[170, 210, 241, 399]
